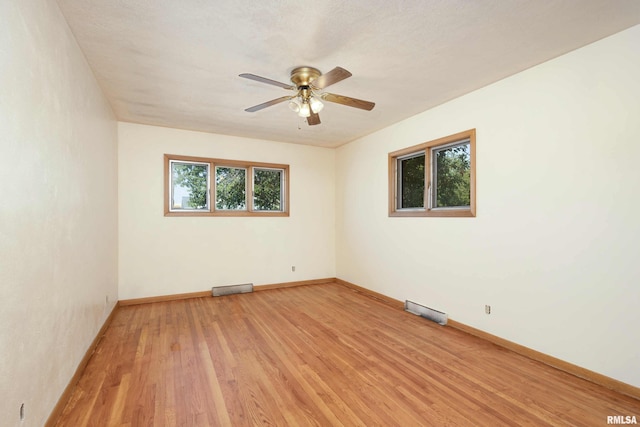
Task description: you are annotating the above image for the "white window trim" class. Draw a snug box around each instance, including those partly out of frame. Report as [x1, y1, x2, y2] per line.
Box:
[252, 166, 286, 213]
[168, 159, 211, 213]
[429, 139, 471, 210]
[396, 150, 426, 212]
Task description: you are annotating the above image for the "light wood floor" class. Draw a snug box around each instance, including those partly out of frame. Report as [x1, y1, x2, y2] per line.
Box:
[55, 283, 640, 426]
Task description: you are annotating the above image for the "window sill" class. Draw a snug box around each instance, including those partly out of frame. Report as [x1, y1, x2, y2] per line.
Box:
[165, 211, 289, 217]
[389, 208, 475, 218]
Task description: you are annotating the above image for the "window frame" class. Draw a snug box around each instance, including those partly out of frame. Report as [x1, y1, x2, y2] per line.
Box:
[164, 154, 289, 217]
[168, 159, 211, 212]
[214, 165, 248, 211]
[388, 129, 476, 217]
[252, 166, 286, 212]
[396, 150, 426, 211]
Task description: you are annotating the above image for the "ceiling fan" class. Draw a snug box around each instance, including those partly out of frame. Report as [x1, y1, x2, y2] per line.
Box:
[239, 66, 375, 126]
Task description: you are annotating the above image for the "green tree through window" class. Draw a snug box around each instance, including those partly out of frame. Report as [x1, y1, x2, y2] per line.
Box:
[215, 167, 246, 210]
[434, 143, 470, 208]
[254, 168, 283, 211]
[172, 162, 208, 209]
[165, 155, 290, 216]
[389, 129, 475, 217]
[399, 154, 425, 209]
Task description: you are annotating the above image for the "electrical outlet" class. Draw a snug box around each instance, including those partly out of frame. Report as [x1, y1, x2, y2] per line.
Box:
[485, 305, 491, 315]
[291, 266, 296, 272]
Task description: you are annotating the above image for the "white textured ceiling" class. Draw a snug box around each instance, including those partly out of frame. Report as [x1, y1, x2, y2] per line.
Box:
[56, 0, 640, 147]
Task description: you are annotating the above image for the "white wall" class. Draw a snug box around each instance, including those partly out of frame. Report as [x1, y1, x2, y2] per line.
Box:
[118, 123, 335, 300]
[0, 1, 118, 426]
[336, 26, 640, 387]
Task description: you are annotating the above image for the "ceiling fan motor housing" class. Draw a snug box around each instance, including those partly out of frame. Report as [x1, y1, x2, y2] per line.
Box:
[290, 66, 321, 88]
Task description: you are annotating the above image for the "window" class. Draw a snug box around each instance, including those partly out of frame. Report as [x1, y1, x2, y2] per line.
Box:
[215, 166, 247, 210]
[389, 129, 475, 217]
[253, 168, 285, 211]
[431, 141, 471, 210]
[170, 160, 210, 211]
[165, 154, 289, 217]
[397, 152, 425, 210]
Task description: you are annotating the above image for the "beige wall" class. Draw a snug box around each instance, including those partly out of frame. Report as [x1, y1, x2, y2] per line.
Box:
[0, 1, 118, 426]
[336, 26, 640, 387]
[118, 123, 336, 300]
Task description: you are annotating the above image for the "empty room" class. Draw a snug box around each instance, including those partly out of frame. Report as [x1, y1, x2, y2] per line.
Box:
[2, 0, 640, 426]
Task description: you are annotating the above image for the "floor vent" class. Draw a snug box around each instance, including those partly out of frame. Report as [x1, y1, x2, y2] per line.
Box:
[405, 300, 447, 325]
[212, 283, 253, 297]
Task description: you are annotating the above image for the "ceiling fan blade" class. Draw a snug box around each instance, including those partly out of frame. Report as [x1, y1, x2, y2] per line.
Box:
[312, 67, 352, 89]
[322, 93, 375, 111]
[307, 112, 321, 126]
[239, 73, 295, 90]
[244, 96, 292, 112]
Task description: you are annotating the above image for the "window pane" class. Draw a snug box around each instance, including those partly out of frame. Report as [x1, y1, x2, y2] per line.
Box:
[215, 167, 246, 210]
[171, 161, 209, 210]
[253, 168, 283, 211]
[398, 153, 425, 209]
[432, 142, 471, 208]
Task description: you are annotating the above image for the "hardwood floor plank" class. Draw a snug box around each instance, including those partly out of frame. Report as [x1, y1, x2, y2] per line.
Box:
[55, 284, 640, 426]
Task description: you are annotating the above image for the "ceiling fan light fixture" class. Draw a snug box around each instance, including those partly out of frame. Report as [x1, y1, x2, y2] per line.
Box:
[288, 98, 301, 112]
[240, 66, 375, 126]
[298, 101, 311, 118]
[309, 96, 324, 114]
